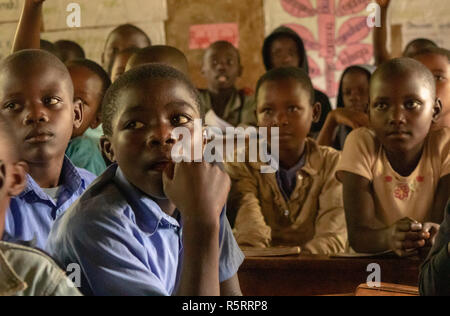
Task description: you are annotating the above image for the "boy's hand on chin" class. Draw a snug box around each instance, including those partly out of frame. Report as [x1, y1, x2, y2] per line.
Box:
[162, 161, 231, 228]
[389, 217, 430, 257]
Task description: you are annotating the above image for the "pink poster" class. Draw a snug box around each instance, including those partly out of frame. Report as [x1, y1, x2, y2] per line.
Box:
[189, 23, 239, 50]
[274, 0, 373, 98]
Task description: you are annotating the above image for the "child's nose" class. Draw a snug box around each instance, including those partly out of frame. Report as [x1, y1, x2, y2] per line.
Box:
[23, 104, 49, 125]
[274, 112, 289, 126]
[389, 105, 406, 124]
[146, 123, 176, 147]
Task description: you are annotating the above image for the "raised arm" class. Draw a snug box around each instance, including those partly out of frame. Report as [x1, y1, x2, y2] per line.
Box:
[372, 0, 391, 66]
[12, 0, 45, 52]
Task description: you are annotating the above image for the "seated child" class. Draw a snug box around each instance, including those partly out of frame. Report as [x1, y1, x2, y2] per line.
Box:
[0, 115, 81, 296]
[317, 65, 373, 150]
[373, 0, 437, 65]
[262, 26, 332, 137]
[420, 200, 450, 296]
[11, 0, 110, 176]
[126, 45, 190, 75]
[54, 40, 85, 64]
[102, 23, 151, 76]
[110, 47, 140, 82]
[337, 58, 450, 256]
[200, 41, 256, 128]
[411, 47, 450, 129]
[65, 59, 111, 175]
[225, 67, 347, 254]
[0, 50, 97, 249]
[47, 64, 244, 296]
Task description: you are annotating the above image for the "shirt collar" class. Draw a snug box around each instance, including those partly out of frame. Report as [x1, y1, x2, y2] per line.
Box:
[0, 246, 27, 296]
[112, 166, 181, 235]
[249, 138, 321, 176]
[19, 156, 83, 201]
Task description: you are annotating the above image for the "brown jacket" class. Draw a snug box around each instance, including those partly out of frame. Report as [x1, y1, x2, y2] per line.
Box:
[225, 138, 347, 254]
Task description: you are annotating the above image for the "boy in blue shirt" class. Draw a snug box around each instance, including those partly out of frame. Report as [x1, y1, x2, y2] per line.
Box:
[47, 64, 244, 296]
[0, 50, 96, 249]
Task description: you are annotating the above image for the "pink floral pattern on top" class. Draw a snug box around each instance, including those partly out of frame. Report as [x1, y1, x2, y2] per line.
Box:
[394, 183, 410, 200]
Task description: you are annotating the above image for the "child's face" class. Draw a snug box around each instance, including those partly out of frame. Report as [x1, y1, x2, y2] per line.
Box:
[270, 37, 301, 69]
[202, 45, 242, 91]
[414, 53, 450, 127]
[104, 78, 201, 199]
[0, 134, 26, 237]
[103, 31, 149, 75]
[111, 51, 134, 83]
[0, 63, 82, 165]
[342, 70, 370, 112]
[69, 65, 104, 137]
[257, 78, 319, 153]
[369, 71, 440, 155]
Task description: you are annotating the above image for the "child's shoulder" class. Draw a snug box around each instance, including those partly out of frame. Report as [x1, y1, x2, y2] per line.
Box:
[428, 126, 450, 145]
[308, 138, 341, 170]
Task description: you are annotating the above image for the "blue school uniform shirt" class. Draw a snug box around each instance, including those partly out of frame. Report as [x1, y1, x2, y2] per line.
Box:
[2, 157, 96, 250]
[47, 164, 245, 296]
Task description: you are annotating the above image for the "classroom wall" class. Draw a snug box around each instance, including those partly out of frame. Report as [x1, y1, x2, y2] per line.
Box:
[1, 0, 450, 95]
[165, 0, 266, 91]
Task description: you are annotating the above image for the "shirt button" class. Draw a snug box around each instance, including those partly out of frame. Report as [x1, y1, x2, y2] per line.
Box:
[284, 210, 290, 217]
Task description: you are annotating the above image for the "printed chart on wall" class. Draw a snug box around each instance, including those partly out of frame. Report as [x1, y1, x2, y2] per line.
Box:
[264, 0, 374, 105]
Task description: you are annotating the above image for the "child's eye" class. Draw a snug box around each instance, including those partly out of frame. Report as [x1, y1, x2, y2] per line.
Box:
[374, 103, 388, 110]
[43, 97, 61, 106]
[171, 115, 191, 125]
[404, 100, 422, 110]
[125, 121, 145, 130]
[261, 108, 273, 115]
[3, 102, 20, 111]
[435, 75, 447, 82]
[288, 106, 300, 112]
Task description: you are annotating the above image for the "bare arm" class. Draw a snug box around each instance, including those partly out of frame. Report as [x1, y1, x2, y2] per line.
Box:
[340, 171, 429, 255]
[317, 109, 368, 147]
[220, 274, 242, 296]
[163, 162, 231, 296]
[373, 0, 391, 66]
[12, 0, 45, 52]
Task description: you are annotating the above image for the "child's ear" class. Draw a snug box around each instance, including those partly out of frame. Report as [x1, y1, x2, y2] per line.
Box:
[312, 102, 322, 123]
[100, 136, 116, 163]
[73, 99, 84, 130]
[7, 161, 27, 197]
[432, 98, 443, 123]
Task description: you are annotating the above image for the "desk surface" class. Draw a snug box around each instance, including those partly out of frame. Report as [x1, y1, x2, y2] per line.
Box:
[238, 254, 421, 296]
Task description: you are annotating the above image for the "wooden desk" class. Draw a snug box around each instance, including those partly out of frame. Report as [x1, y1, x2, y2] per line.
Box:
[237, 254, 421, 296]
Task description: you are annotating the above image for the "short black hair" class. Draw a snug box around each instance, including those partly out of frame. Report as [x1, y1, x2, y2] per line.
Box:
[102, 64, 202, 136]
[127, 45, 189, 75]
[105, 24, 151, 49]
[403, 38, 438, 57]
[255, 67, 315, 105]
[54, 40, 86, 62]
[0, 49, 73, 96]
[371, 57, 436, 99]
[66, 58, 112, 97]
[410, 46, 450, 63]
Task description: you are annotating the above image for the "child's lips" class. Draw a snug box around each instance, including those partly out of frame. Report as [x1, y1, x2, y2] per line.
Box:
[217, 75, 228, 83]
[147, 159, 172, 172]
[25, 131, 54, 143]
